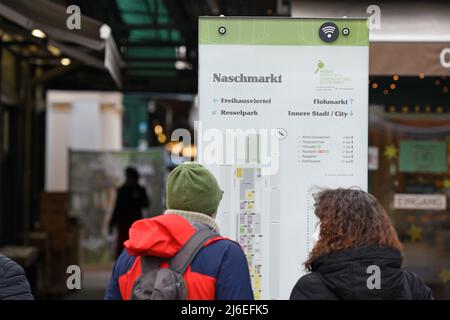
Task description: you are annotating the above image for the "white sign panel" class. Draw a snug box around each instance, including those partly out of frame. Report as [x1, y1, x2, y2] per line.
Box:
[198, 17, 369, 299]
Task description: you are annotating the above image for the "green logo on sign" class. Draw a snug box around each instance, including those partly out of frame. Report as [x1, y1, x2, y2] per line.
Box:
[315, 60, 325, 73]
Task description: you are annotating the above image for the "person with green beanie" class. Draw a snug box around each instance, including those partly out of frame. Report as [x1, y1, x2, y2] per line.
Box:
[105, 162, 254, 300]
[165, 162, 223, 229]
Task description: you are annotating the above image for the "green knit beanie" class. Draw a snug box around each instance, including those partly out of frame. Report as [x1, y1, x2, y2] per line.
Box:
[166, 162, 223, 216]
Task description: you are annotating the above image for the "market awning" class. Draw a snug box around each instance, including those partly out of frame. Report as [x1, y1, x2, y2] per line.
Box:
[292, 0, 450, 76]
[0, 0, 123, 87]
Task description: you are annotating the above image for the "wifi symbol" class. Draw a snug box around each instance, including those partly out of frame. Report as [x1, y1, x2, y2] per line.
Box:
[319, 22, 339, 42]
[321, 26, 336, 38]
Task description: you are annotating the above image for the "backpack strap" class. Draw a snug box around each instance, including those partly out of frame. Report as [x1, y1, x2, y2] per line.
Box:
[169, 229, 219, 275]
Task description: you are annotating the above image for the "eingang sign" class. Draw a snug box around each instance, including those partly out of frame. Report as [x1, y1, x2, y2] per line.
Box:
[394, 194, 447, 210]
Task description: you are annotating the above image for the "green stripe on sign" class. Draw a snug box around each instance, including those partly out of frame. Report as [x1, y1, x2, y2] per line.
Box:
[199, 17, 369, 46]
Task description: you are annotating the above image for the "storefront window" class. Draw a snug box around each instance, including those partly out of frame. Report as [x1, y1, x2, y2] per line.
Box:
[369, 77, 450, 299]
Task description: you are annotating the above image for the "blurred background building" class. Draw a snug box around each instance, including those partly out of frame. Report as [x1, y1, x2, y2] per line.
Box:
[0, 0, 449, 299]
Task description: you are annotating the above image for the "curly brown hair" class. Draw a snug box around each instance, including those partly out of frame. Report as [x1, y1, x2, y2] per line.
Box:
[305, 188, 403, 271]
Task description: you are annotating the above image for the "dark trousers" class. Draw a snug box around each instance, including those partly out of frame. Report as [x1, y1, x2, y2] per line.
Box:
[115, 223, 131, 259]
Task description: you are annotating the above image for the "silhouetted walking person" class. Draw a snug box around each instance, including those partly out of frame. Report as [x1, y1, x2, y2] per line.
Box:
[110, 167, 150, 258]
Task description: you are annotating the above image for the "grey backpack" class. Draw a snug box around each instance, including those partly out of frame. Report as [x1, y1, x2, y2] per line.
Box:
[130, 228, 218, 300]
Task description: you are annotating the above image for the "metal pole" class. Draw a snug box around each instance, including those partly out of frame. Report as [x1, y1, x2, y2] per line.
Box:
[0, 28, 4, 244]
[22, 65, 32, 245]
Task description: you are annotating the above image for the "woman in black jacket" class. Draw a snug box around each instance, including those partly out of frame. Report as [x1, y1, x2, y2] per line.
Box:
[290, 188, 432, 300]
[0, 254, 34, 300]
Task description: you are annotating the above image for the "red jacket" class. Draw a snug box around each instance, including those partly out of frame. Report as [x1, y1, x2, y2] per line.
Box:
[105, 214, 254, 300]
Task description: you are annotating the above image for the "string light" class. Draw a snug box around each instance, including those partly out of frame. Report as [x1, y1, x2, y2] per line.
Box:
[393, 75, 399, 81]
[165, 141, 183, 154]
[154, 125, 163, 135]
[419, 73, 425, 79]
[157, 133, 167, 144]
[383, 89, 389, 95]
[182, 145, 197, 158]
[414, 105, 420, 112]
[390, 83, 396, 90]
[47, 45, 61, 56]
[402, 106, 409, 113]
[372, 83, 378, 89]
[31, 29, 46, 38]
[60, 58, 71, 66]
